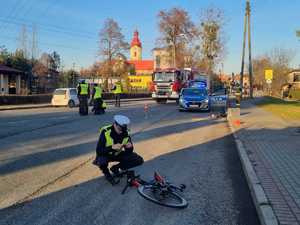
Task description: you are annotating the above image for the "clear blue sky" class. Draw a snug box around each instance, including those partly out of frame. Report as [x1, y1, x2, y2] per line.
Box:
[0, 0, 299, 74]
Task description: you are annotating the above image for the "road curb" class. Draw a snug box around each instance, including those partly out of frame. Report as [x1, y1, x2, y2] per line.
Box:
[0, 98, 152, 111]
[227, 112, 278, 225]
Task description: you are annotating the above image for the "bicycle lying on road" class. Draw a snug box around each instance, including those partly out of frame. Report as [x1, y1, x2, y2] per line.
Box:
[113, 170, 188, 209]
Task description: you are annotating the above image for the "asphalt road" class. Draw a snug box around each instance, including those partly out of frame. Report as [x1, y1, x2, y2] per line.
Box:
[0, 101, 259, 225]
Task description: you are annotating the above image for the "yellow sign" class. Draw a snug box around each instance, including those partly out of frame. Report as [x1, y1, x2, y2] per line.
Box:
[265, 69, 273, 80]
[128, 75, 152, 89]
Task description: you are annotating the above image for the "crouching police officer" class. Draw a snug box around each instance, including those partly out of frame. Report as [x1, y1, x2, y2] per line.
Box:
[93, 115, 144, 185]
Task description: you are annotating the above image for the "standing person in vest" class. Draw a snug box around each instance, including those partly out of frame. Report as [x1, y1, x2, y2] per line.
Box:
[92, 83, 105, 115]
[92, 115, 144, 185]
[77, 80, 90, 115]
[112, 80, 122, 107]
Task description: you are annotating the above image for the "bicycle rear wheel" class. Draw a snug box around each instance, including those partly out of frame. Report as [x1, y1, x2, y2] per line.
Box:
[138, 185, 188, 208]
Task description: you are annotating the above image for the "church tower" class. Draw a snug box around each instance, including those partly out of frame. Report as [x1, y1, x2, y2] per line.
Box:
[130, 30, 142, 61]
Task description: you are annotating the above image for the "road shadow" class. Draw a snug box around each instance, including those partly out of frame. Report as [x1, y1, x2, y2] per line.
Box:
[0, 133, 259, 225]
[0, 103, 159, 140]
[0, 114, 223, 175]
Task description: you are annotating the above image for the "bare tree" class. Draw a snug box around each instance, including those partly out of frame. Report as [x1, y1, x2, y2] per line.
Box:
[197, 7, 226, 73]
[98, 18, 129, 86]
[252, 56, 271, 89]
[157, 7, 196, 68]
[253, 48, 295, 95]
[267, 48, 295, 95]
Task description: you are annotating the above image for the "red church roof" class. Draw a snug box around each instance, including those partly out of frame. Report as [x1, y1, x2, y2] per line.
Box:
[128, 60, 154, 71]
[131, 30, 142, 48]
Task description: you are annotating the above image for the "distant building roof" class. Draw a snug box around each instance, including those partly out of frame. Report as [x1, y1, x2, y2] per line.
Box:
[288, 69, 300, 74]
[128, 60, 154, 71]
[0, 64, 24, 75]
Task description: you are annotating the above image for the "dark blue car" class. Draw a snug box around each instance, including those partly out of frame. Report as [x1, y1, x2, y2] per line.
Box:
[178, 88, 210, 111]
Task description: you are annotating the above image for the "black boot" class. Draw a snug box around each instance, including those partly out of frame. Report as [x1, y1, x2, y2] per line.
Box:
[110, 164, 121, 177]
[104, 172, 118, 185]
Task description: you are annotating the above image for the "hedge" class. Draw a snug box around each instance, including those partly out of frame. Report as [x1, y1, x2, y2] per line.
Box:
[289, 89, 300, 100]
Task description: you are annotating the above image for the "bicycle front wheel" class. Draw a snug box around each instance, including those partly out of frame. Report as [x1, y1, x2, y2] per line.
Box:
[137, 185, 188, 208]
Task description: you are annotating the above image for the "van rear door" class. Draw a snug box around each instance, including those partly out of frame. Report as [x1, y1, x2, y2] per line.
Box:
[53, 89, 67, 105]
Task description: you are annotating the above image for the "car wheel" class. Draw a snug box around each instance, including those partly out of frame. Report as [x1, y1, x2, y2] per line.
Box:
[68, 100, 75, 108]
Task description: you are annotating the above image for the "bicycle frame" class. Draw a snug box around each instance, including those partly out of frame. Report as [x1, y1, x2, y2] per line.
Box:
[116, 170, 185, 194]
[115, 169, 188, 208]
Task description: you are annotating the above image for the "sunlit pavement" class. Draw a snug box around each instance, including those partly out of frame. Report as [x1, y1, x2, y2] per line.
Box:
[0, 100, 259, 225]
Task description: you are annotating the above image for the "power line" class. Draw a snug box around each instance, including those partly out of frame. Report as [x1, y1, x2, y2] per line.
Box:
[36, 0, 59, 20]
[0, 18, 97, 40]
[0, 0, 32, 33]
[18, 0, 39, 21]
[0, 34, 96, 52]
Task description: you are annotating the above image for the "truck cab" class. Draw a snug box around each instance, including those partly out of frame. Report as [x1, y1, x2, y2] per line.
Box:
[150, 68, 184, 103]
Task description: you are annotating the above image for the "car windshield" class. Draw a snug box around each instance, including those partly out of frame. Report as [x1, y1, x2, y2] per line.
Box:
[182, 88, 207, 96]
[154, 72, 175, 82]
[70, 89, 77, 95]
[54, 89, 66, 95]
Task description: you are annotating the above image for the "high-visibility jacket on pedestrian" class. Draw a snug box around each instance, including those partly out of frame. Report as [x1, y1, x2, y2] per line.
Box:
[113, 82, 122, 94]
[79, 83, 89, 95]
[94, 86, 102, 99]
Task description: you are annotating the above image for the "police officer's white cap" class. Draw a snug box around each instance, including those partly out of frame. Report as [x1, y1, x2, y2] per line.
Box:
[114, 115, 130, 127]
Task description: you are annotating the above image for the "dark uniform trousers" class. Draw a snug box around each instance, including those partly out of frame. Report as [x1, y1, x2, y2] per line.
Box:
[115, 94, 121, 107]
[96, 151, 143, 174]
[79, 95, 88, 115]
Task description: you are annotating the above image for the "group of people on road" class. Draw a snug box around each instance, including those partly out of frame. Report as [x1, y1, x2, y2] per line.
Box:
[77, 80, 123, 116]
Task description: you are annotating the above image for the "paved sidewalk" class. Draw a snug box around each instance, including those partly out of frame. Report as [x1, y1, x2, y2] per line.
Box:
[0, 98, 152, 111]
[231, 99, 300, 225]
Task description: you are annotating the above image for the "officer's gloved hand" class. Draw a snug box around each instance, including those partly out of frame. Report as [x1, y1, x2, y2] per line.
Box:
[124, 142, 133, 149]
[112, 144, 123, 150]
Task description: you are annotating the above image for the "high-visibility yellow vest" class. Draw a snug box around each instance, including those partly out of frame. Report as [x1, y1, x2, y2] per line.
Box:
[80, 83, 88, 95]
[113, 83, 122, 94]
[94, 86, 102, 99]
[99, 125, 129, 148]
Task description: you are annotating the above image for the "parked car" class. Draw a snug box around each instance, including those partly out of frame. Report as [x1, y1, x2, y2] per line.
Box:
[179, 88, 210, 112]
[51, 88, 79, 108]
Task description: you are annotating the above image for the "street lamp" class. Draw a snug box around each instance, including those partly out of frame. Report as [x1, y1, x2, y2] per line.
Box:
[173, 33, 189, 68]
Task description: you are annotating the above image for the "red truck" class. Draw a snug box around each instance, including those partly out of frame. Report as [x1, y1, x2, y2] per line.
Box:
[150, 68, 194, 103]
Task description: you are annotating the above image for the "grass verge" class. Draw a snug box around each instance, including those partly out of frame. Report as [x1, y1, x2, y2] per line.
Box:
[255, 96, 300, 121]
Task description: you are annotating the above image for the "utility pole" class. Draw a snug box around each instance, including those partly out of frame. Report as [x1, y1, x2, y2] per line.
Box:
[247, 1, 253, 98]
[240, 1, 254, 99]
[72, 63, 76, 88]
[19, 25, 28, 58]
[173, 41, 176, 68]
[31, 24, 37, 60]
[29, 24, 37, 94]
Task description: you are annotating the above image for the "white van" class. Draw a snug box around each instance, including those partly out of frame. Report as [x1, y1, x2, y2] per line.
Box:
[51, 88, 79, 108]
